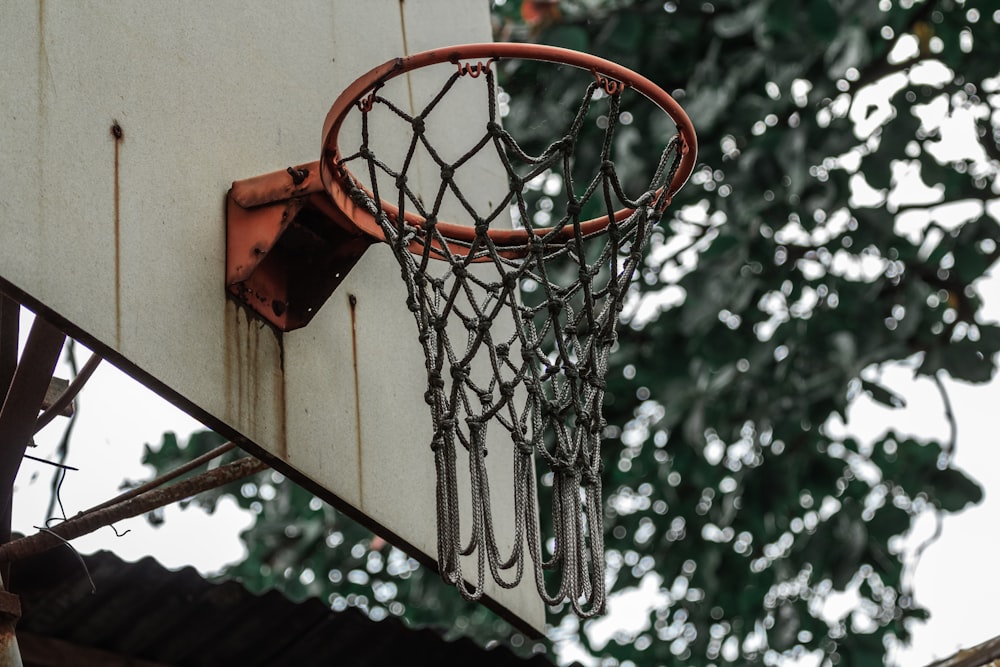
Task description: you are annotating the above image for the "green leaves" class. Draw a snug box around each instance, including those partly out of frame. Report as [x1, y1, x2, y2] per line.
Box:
[544, 24, 589, 51]
[920, 341, 995, 384]
[529, 0, 997, 664]
[931, 467, 984, 512]
[861, 379, 906, 408]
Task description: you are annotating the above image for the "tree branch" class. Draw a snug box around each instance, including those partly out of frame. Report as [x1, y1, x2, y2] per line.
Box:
[925, 633, 1000, 667]
[932, 371, 957, 461]
[34, 351, 101, 435]
[88, 440, 237, 515]
[0, 455, 267, 563]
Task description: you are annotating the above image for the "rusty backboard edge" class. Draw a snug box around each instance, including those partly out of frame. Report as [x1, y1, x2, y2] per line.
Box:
[0, 278, 545, 639]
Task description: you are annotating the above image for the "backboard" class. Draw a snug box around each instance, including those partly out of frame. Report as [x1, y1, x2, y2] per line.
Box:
[0, 1, 544, 632]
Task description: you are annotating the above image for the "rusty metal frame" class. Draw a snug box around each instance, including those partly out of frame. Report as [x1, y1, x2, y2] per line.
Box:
[225, 161, 374, 332]
[0, 309, 66, 593]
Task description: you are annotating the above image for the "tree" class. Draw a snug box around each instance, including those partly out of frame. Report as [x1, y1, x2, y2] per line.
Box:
[144, 1, 999, 664]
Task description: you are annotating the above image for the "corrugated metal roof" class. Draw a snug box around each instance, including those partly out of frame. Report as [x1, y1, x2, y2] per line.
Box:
[14, 550, 559, 666]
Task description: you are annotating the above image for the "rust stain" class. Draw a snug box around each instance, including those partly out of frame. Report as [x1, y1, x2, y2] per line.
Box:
[111, 120, 123, 348]
[223, 301, 234, 422]
[349, 293, 363, 508]
[273, 326, 287, 461]
[223, 301, 287, 461]
[37, 1, 50, 96]
[37, 0, 51, 266]
[248, 310, 258, 424]
[398, 0, 416, 113]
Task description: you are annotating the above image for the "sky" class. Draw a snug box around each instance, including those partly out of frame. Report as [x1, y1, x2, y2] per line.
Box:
[10, 320, 253, 572]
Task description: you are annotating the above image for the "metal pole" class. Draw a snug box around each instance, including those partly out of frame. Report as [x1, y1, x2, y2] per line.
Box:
[0, 584, 21, 667]
[0, 315, 65, 577]
[0, 302, 57, 667]
[0, 297, 18, 415]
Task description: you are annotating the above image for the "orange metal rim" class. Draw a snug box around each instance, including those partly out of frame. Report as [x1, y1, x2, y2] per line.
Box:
[320, 42, 698, 258]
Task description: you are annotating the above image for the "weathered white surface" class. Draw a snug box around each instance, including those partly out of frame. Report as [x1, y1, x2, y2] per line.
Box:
[0, 1, 543, 632]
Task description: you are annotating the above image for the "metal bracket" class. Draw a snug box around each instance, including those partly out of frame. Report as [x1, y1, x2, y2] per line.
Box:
[226, 161, 374, 331]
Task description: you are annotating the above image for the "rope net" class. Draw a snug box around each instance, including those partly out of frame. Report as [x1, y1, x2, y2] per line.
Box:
[334, 61, 684, 618]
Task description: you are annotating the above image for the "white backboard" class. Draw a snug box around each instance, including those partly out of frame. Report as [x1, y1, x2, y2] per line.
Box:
[0, 1, 544, 632]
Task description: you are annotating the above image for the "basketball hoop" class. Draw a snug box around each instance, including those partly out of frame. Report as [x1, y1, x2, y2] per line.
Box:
[320, 42, 696, 617]
[321, 43, 695, 260]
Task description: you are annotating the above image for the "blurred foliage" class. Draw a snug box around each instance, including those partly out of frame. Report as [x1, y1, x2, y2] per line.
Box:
[144, 1, 1000, 664]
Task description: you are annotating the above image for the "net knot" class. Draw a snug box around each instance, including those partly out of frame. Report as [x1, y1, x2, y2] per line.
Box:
[486, 121, 502, 136]
[411, 117, 425, 134]
[450, 365, 469, 382]
[601, 160, 615, 175]
[559, 135, 576, 155]
[433, 316, 448, 332]
[349, 185, 377, 214]
[495, 343, 509, 359]
[514, 436, 533, 456]
[440, 165, 455, 180]
[551, 457, 576, 475]
[474, 219, 490, 238]
[563, 364, 579, 379]
[566, 200, 583, 217]
[581, 467, 600, 487]
[502, 273, 518, 290]
[499, 381, 516, 398]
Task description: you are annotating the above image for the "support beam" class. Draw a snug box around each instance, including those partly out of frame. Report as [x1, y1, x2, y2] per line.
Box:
[0, 297, 18, 412]
[0, 316, 65, 583]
